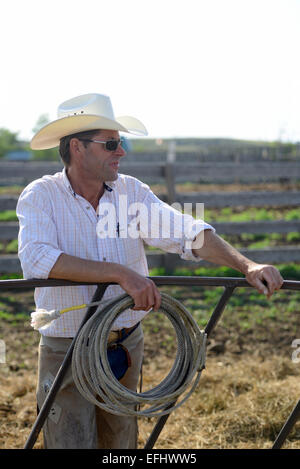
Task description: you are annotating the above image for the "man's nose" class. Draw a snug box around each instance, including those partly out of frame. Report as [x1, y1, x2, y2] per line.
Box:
[116, 143, 126, 157]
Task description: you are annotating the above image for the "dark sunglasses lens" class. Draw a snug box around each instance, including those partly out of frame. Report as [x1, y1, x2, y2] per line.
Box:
[106, 140, 119, 151]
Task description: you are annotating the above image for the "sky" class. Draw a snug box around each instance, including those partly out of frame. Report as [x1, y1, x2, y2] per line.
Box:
[1, 0, 300, 143]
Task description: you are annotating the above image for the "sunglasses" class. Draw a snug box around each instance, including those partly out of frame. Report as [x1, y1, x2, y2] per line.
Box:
[79, 138, 123, 152]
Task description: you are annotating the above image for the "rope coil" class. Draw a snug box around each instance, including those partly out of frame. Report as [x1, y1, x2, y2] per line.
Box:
[72, 292, 207, 418]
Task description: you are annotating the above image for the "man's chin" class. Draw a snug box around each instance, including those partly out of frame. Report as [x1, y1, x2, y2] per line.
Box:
[107, 172, 119, 182]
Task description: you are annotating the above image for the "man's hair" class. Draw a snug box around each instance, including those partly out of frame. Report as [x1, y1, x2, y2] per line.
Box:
[59, 129, 101, 166]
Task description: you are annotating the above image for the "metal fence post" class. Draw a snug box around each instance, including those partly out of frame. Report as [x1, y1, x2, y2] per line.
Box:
[144, 286, 236, 449]
[23, 284, 108, 449]
[272, 400, 300, 449]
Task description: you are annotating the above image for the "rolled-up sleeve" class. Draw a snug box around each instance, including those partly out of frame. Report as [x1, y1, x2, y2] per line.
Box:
[16, 186, 63, 279]
[136, 188, 215, 262]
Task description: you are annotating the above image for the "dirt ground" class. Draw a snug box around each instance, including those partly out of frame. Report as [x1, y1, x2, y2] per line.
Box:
[0, 289, 299, 450]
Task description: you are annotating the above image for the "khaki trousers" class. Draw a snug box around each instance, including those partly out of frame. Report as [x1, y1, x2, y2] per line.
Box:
[36, 324, 144, 449]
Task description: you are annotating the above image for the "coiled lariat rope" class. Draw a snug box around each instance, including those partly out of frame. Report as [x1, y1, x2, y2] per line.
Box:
[71, 292, 207, 418]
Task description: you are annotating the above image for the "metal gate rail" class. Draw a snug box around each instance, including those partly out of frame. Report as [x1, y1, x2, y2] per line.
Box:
[0, 276, 299, 449]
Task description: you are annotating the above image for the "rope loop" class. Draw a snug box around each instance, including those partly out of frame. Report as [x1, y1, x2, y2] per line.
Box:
[71, 292, 207, 417]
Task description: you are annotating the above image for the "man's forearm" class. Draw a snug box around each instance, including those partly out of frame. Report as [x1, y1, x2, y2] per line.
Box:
[48, 253, 162, 311]
[192, 230, 255, 274]
[48, 253, 124, 284]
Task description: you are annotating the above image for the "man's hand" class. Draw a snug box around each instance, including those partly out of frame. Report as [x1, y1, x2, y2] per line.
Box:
[192, 231, 284, 299]
[244, 263, 284, 299]
[117, 267, 162, 312]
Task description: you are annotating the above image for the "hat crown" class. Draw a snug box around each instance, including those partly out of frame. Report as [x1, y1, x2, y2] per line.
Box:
[30, 92, 147, 150]
[57, 93, 116, 120]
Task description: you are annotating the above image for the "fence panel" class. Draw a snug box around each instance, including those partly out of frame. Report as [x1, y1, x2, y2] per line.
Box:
[1, 160, 300, 186]
[0, 160, 299, 273]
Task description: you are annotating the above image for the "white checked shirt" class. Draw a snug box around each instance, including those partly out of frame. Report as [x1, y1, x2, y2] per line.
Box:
[16, 168, 215, 337]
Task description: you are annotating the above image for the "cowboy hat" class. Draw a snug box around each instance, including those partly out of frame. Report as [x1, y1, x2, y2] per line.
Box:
[30, 93, 148, 150]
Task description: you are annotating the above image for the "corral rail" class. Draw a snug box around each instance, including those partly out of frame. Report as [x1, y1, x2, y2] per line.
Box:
[1, 158, 300, 272]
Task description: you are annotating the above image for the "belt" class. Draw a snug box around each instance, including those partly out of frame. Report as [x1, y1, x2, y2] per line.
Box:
[66, 323, 140, 342]
[108, 322, 140, 344]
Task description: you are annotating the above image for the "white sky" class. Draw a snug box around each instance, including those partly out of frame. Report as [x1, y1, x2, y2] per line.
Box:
[1, 0, 300, 143]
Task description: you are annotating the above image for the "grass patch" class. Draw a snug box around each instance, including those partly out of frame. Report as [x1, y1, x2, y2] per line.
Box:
[4, 240, 18, 253]
[0, 206, 299, 225]
[0, 273, 23, 280]
[0, 310, 29, 324]
[201, 207, 300, 223]
[0, 210, 17, 222]
[149, 264, 300, 332]
[150, 263, 300, 280]
[0, 265, 299, 337]
[0, 185, 23, 195]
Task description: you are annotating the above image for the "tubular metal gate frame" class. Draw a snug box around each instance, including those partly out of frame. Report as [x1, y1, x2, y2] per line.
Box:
[0, 276, 299, 449]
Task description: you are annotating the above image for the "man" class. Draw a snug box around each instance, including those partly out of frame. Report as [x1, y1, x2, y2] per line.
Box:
[17, 93, 283, 449]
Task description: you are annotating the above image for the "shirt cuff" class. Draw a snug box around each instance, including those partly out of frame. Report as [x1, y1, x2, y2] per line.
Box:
[23, 248, 63, 279]
[180, 221, 216, 262]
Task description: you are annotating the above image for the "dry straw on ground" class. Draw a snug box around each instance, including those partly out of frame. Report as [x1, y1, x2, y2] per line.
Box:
[138, 354, 300, 449]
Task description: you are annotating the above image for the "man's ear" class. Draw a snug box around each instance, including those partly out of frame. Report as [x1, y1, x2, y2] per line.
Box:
[69, 138, 82, 156]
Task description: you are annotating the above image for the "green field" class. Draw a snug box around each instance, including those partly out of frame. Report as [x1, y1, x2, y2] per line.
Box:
[1, 262, 300, 331]
[1, 206, 300, 254]
[1, 203, 300, 331]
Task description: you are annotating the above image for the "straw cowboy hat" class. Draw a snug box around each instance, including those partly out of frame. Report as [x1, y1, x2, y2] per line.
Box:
[30, 93, 148, 150]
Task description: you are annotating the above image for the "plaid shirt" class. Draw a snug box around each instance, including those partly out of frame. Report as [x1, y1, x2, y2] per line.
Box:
[16, 168, 215, 337]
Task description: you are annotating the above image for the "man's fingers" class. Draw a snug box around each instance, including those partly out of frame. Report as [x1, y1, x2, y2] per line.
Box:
[252, 277, 269, 296]
[261, 269, 283, 296]
[152, 287, 162, 311]
[119, 269, 162, 311]
[248, 266, 284, 298]
[144, 279, 161, 311]
[131, 279, 161, 311]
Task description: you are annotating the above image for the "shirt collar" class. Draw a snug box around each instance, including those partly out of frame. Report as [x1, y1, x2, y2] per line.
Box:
[104, 175, 117, 189]
[62, 167, 76, 196]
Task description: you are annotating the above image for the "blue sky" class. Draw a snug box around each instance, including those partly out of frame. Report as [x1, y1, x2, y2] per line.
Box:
[1, 0, 300, 142]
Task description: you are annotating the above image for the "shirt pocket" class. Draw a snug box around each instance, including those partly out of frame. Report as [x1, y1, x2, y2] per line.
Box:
[117, 221, 142, 268]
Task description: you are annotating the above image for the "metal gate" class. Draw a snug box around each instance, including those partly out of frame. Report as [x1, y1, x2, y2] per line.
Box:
[0, 276, 299, 449]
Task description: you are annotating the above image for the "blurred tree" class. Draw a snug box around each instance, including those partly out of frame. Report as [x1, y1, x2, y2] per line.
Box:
[0, 128, 20, 158]
[32, 113, 50, 135]
[31, 114, 60, 161]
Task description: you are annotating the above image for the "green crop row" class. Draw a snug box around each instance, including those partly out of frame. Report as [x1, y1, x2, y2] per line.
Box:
[0, 210, 18, 221]
[1, 264, 299, 332]
[0, 207, 300, 223]
[203, 207, 300, 222]
[2, 263, 300, 281]
[149, 263, 300, 280]
[0, 233, 299, 255]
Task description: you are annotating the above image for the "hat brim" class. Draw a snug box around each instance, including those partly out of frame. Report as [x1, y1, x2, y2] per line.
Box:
[30, 114, 148, 150]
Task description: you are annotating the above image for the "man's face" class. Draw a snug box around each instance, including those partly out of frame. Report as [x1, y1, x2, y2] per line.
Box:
[78, 130, 126, 182]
